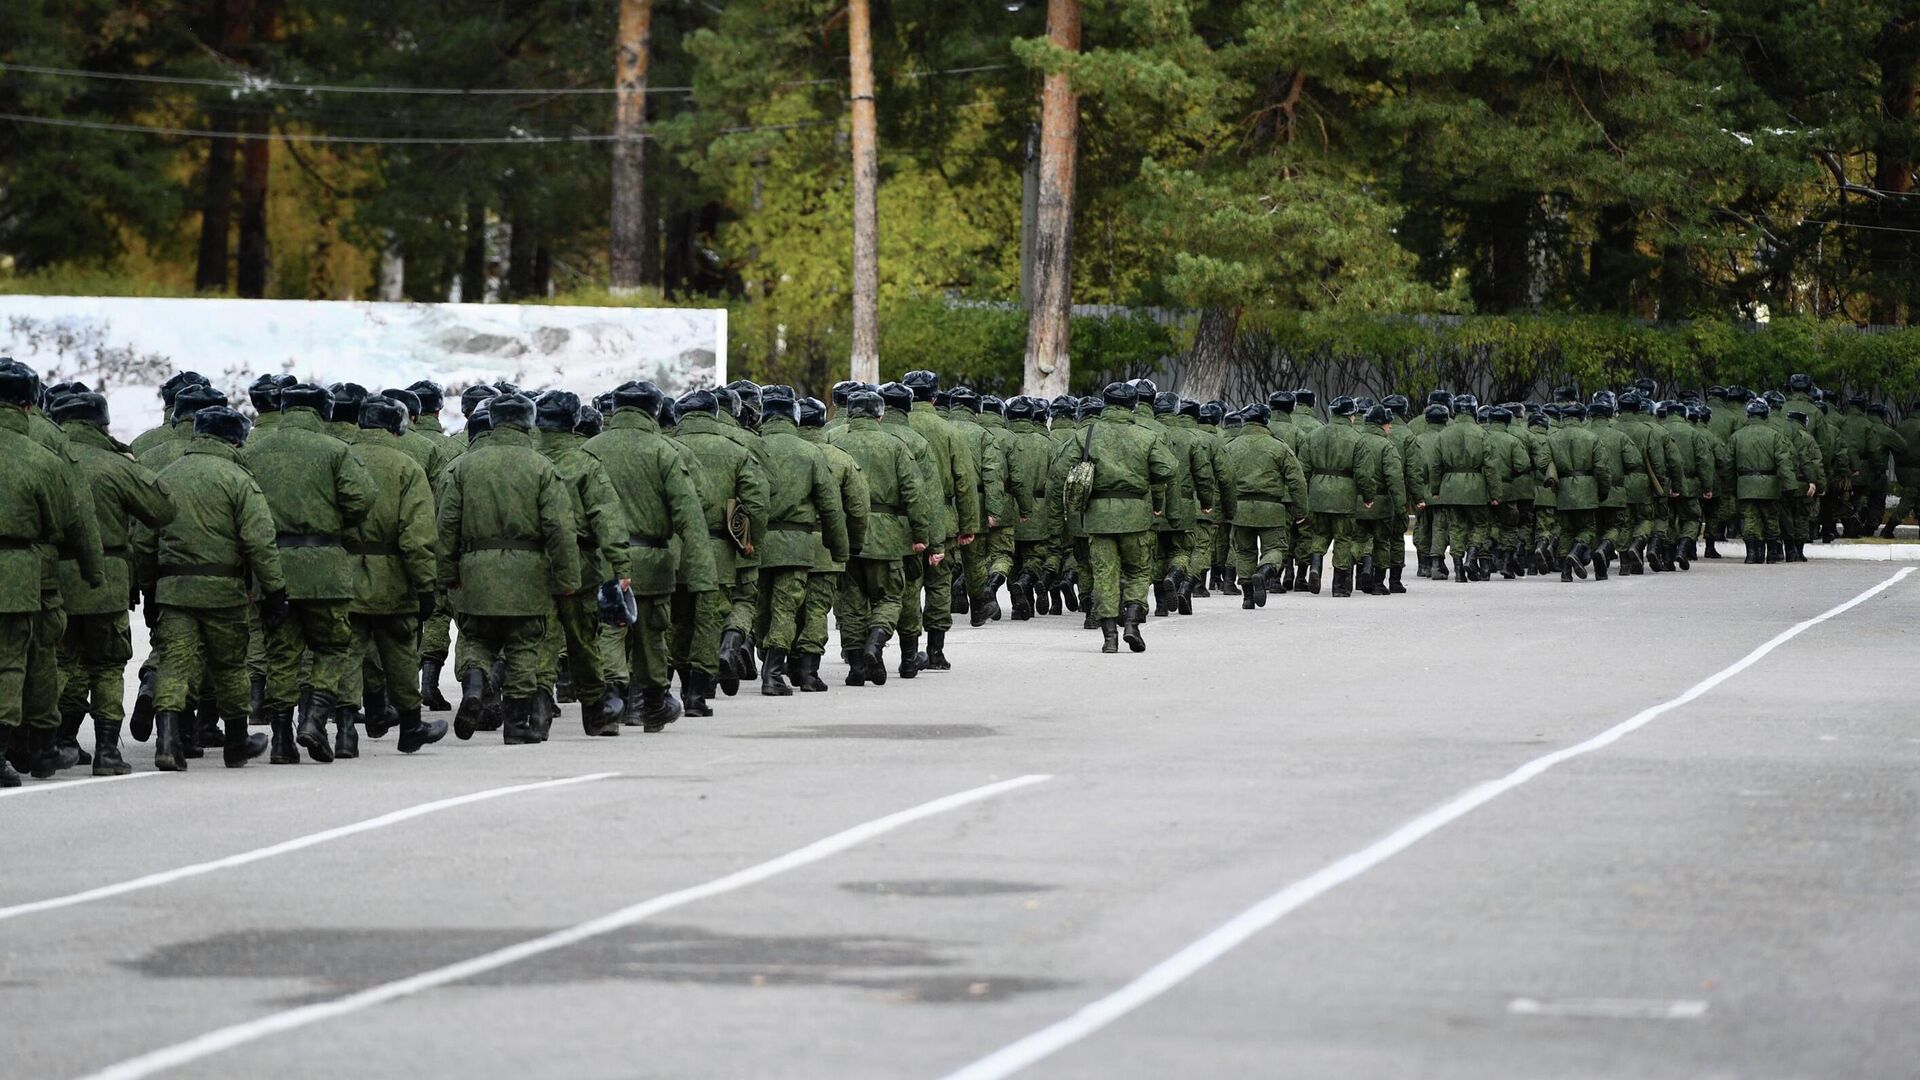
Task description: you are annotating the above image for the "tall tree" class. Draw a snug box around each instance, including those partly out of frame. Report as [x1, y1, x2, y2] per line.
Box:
[610, 0, 654, 291]
[1021, 0, 1080, 398]
[848, 0, 880, 382]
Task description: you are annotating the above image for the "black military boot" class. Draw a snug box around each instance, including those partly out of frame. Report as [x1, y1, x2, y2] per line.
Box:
[1100, 618, 1120, 653]
[182, 696, 212, 757]
[1879, 522, 1899, 539]
[502, 698, 535, 745]
[1152, 577, 1172, 618]
[153, 711, 187, 772]
[54, 707, 90, 770]
[682, 670, 714, 716]
[1741, 537, 1760, 564]
[739, 642, 761, 681]
[479, 661, 506, 729]
[1561, 555, 1576, 582]
[951, 572, 970, 615]
[0, 742, 19, 788]
[862, 627, 891, 686]
[1331, 565, 1354, 598]
[1766, 539, 1784, 564]
[797, 653, 828, 693]
[1415, 555, 1432, 579]
[1368, 565, 1391, 596]
[639, 686, 682, 732]
[249, 673, 267, 725]
[1120, 601, 1147, 653]
[1789, 541, 1808, 563]
[896, 634, 919, 680]
[761, 647, 793, 696]
[841, 650, 868, 688]
[24, 726, 60, 781]
[1624, 538, 1647, 574]
[923, 628, 950, 671]
[1306, 554, 1324, 595]
[1242, 567, 1263, 609]
[1704, 537, 1721, 559]
[1356, 557, 1376, 594]
[129, 667, 157, 743]
[1218, 565, 1240, 596]
[454, 668, 485, 740]
[1176, 571, 1194, 615]
[297, 692, 335, 763]
[1452, 554, 1469, 583]
[419, 658, 453, 712]
[986, 573, 1007, 622]
[92, 719, 132, 776]
[555, 666, 576, 704]
[1388, 564, 1407, 593]
[1674, 539, 1691, 571]
[394, 707, 448, 753]
[223, 714, 269, 769]
[717, 628, 748, 690]
[333, 704, 360, 759]
[531, 687, 559, 742]
[1496, 549, 1516, 580]
[1190, 569, 1209, 599]
[1569, 543, 1591, 580]
[269, 706, 299, 764]
[1082, 605, 1099, 630]
[1010, 572, 1035, 620]
[365, 688, 399, 740]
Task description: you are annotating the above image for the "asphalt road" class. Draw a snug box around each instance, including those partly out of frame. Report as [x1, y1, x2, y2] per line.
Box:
[4, 560, 1917, 1080]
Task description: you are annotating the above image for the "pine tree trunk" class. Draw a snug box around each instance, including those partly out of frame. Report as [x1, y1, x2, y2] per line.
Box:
[195, 128, 236, 293]
[848, 0, 880, 384]
[1870, 19, 1917, 326]
[461, 200, 487, 302]
[610, 0, 653, 292]
[507, 214, 536, 300]
[1022, 0, 1080, 399]
[235, 113, 271, 298]
[1179, 306, 1241, 402]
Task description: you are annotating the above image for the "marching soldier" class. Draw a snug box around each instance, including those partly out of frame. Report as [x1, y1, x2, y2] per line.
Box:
[827, 389, 933, 685]
[793, 396, 867, 690]
[751, 386, 850, 696]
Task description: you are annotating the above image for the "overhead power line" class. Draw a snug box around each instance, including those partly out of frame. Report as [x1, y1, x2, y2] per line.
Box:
[0, 60, 1010, 98]
[0, 111, 832, 145]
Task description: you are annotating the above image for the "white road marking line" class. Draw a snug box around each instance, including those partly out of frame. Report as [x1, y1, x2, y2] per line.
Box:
[941, 567, 1913, 1080]
[0, 771, 162, 799]
[77, 772, 1052, 1080]
[1508, 997, 1709, 1020]
[0, 772, 618, 923]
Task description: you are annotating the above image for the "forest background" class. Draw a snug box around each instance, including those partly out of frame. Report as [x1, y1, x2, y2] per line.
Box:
[3, 1, 1918, 403]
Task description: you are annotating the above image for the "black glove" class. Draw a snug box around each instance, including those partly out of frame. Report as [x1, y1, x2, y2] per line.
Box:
[417, 592, 437, 623]
[261, 589, 291, 630]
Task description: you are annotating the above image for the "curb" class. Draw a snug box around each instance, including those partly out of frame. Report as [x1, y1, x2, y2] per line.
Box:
[1402, 539, 1920, 563]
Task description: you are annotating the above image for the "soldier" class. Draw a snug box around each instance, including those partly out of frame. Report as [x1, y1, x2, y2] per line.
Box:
[437, 394, 580, 743]
[880, 380, 951, 675]
[1076, 383, 1176, 653]
[1658, 399, 1704, 566]
[1002, 397, 1052, 619]
[148, 407, 283, 771]
[1298, 397, 1377, 596]
[1782, 410, 1825, 562]
[1859, 402, 1903, 537]
[749, 387, 851, 696]
[793, 396, 867, 690]
[584, 381, 713, 727]
[1692, 403, 1733, 558]
[1481, 406, 1532, 578]
[1355, 404, 1406, 594]
[339, 395, 447, 757]
[1730, 398, 1803, 563]
[1043, 395, 1084, 611]
[242, 384, 375, 763]
[1886, 398, 1920, 535]
[1407, 396, 1450, 579]
[1588, 395, 1637, 574]
[943, 387, 1004, 623]
[672, 388, 769, 708]
[533, 391, 630, 736]
[1525, 409, 1559, 571]
[412, 381, 463, 714]
[1427, 395, 1500, 582]
[1150, 391, 1217, 615]
[50, 392, 175, 775]
[976, 394, 1027, 619]
[0, 370, 101, 783]
[128, 371, 211, 459]
[1220, 403, 1308, 608]
[1545, 402, 1613, 580]
[827, 389, 933, 685]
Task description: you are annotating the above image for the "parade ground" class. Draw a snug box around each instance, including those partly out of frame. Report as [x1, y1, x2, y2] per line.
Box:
[4, 561, 1916, 1080]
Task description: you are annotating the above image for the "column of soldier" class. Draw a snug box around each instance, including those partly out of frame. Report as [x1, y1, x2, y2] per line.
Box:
[1, 355, 1913, 787]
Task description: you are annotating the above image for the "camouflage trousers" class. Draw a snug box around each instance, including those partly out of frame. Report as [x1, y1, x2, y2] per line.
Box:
[838, 558, 905, 650]
[1433, 505, 1492, 558]
[457, 614, 547, 700]
[670, 586, 726, 680]
[754, 567, 810, 652]
[349, 612, 420, 713]
[612, 593, 674, 692]
[1229, 525, 1291, 577]
[900, 548, 953, 635]
[0, 611, 47, 732]
[1088, 531, 1154, 620]
[264, 599, 354, 709]
[1356, 517, 1398, 568]
[796, 573, 837, 658]
[1740, 499, 1782, 542]
[154, 605, 248, 720]
[59, 611, 133, 725]
[726, 567, 759, 639]
[420, 600, 452, 663]
[985, 526, 1016, 579]
[542, 592, 608, 702]
[1305, 512, 1362, 570]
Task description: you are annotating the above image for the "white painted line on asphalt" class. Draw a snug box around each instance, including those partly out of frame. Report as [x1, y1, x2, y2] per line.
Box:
[0, 772, 617, 924]
[1508, 997, 1709, 1020]
[76, 772, 1052, 1080]
[941, 567, 1913, 1080]
[0, 771, 162, 799]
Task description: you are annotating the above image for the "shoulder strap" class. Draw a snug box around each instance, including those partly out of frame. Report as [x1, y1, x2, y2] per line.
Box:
[1080, 422, 1095, 464]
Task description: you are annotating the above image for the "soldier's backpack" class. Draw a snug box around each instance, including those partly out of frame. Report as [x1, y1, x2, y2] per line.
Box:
[1063, 422, 1097, 516]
